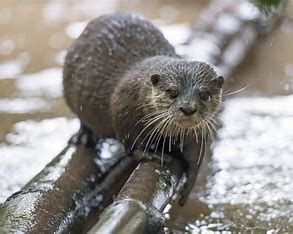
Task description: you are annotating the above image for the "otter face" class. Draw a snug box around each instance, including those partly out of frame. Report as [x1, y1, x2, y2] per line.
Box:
[149, 61, 224, 131]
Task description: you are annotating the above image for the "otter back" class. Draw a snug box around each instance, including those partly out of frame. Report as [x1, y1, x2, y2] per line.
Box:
[63, 13, 176, 137]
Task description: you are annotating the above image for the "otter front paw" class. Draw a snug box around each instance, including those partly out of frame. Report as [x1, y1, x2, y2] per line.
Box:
[178, 168, 198, 206]
[69, 124, 96, 147]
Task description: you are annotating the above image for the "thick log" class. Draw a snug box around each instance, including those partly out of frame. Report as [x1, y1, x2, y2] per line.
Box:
[89, 156, 183, 234]
[0, 140, 138, 233]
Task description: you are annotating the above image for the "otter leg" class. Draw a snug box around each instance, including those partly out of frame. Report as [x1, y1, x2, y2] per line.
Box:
[178, 136, 206, 206]
[68, 123, 96, 147]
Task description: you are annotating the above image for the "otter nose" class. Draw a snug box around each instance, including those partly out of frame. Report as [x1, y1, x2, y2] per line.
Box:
[180, 106, 197, 116]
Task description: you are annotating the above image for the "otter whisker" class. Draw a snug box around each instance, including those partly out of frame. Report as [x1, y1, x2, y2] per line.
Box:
[136, 103, 156, 110]
[168, 121, 174, 152]
[154, 132, 163, 153]
[204, 119, 215, 141]
[164, 115, 176, 152]
[145, 115, 175, 165]
[223, 85, 249, 97]
[140, 110, 169, 125]
[153, 116, 171, 153]
[135, 111, 164, 126]
[142, 110, 173, 148]
[161, 131, 167, 166]
[142, 115, 170, 148]
[154, 124, 165, 153]
[174, 125, 181, 144]
[138, 110, 166, 122]
[209, 117, 221, 129]
[178, 128, 182, 151]
[197, 126, 205, 165]
[212, 114, 222, 123]
[206, 121, 217, 139]
[153, 109, 175, 152]
[172, 115, 181, 144]
[144, 115, 172, 153]
[159, 115, 176, 165]
[207, 117, 219, 134]
[193, 128, 199, 143]
[140, 121, 165, 152]
[203, 126, 207, 164]
[182, 128, 186, 151]
[150, 109, 176, 153]
[142, 115, 171, 161]
[179, 128, 185, 152]
[131, 111, 169, 150]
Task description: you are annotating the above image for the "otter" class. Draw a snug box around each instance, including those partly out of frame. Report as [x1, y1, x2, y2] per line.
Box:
[63, 13, 224, 205]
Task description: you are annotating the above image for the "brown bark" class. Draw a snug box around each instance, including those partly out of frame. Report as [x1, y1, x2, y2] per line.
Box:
[88, 156, 183, 234]
[0, 140, 138, 233]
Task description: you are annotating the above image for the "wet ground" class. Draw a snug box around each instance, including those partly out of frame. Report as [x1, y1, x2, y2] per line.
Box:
[0, 0, 293, 232]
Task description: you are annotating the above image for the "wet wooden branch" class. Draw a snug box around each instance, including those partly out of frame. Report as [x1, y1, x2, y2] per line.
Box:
[88, 157, 183, 234]
[0, 140, 138, 233]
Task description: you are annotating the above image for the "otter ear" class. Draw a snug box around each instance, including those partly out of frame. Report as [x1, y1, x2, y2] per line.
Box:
[150, 74, 160, 86]
[211, 76, 224, 88]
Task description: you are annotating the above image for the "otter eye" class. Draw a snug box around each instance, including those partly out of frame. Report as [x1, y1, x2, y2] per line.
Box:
[167, 89, 179, 98]
[199, 90, 211, 101]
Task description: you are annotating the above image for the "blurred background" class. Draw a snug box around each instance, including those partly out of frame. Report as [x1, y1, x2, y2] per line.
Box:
[0, 0, 293, 232]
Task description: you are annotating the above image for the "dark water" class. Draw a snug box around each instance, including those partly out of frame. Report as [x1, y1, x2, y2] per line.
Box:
[0, 0, 293, 232]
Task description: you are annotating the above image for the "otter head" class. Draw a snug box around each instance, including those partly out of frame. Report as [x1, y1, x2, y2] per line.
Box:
[149, 61, 224, 132]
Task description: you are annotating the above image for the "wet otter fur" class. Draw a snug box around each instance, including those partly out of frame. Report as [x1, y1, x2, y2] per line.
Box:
[63, 13, 224, 205]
